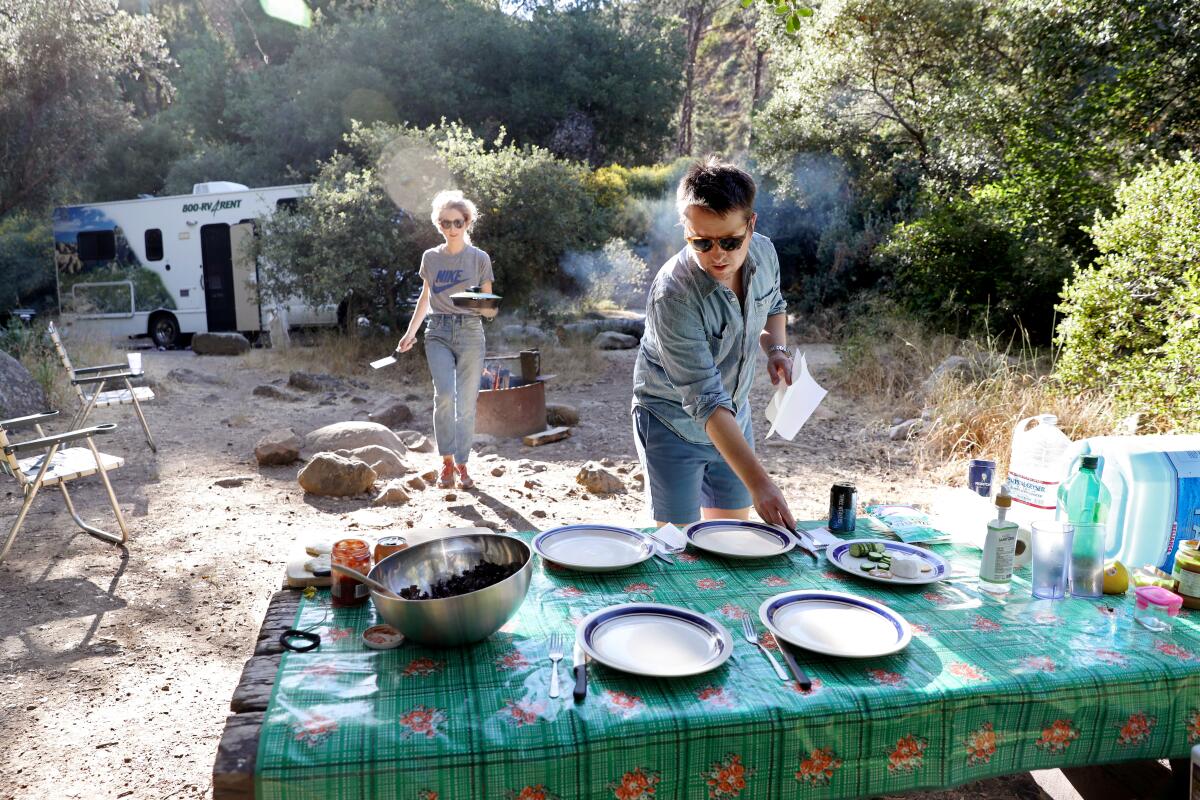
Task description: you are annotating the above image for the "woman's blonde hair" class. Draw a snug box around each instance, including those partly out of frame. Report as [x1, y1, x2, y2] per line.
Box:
[430, 190, 479, 245]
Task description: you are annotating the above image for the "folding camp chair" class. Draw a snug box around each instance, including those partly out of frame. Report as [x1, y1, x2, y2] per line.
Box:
[47, 322, 157, 452]
[0, 410, 130, 564]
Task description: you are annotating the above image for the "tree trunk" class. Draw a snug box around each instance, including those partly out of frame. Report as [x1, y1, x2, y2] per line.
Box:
[675, 4, 709, 157]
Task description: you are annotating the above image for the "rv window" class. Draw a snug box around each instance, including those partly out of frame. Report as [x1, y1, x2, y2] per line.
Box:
[275, 197, 300, 214]
[145, 229, 164, 261]
[77, 231, 116, 262]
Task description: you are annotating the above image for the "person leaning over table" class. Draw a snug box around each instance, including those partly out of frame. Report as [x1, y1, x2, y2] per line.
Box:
[395, 190, 497, 491]
[632, 157, 796, 530]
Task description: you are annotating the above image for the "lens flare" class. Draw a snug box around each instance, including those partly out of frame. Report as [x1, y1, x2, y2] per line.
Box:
[260, 0, 313, 28]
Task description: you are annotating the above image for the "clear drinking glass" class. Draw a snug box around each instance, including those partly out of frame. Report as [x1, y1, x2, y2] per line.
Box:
[1070, 522, 1106, 598]
[127, 352, 143, 374]
[1031, 521, 1073, 600]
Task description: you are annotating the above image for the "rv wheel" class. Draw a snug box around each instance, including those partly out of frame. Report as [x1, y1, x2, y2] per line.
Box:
[149, 313, 180, 348]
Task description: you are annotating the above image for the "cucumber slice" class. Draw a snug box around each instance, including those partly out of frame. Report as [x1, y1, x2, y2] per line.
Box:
[861, 563, 877, 571]
[850, 543, 866, 558]
[870, 542, 887, 554]
[868, 551, 884, 562]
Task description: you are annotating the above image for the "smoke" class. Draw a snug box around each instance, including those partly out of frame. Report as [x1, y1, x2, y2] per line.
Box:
[560, 240, 649, 310]
[377, 139, 453, 216]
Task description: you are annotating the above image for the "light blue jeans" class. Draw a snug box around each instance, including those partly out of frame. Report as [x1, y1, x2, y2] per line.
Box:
[424, 314, 485, 464]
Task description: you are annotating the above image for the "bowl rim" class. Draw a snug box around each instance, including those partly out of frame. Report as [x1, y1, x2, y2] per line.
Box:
[368, 533, 532, 602]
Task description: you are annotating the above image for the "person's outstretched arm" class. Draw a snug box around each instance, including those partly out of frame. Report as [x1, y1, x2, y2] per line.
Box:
[705, 407, 795, 530]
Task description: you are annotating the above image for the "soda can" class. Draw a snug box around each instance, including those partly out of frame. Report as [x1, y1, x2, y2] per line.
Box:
[829, 483, 858, 532]
[968, 459, 997, 497]
[374, 535, 409, 564]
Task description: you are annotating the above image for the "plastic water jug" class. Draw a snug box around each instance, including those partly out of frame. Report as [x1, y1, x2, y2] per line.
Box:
[1063, 435, 1200, 571]
[1006, 415, 1073, 525]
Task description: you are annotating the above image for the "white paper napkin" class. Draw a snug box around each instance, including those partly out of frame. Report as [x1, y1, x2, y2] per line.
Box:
[765, 348, 828, 440]
[651, 523, 687, 550]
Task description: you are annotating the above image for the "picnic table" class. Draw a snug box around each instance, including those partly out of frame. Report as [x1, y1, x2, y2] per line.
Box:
[215, 526, 1199, 799]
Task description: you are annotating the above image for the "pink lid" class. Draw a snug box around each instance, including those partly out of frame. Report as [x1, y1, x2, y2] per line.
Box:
[1135, 585, 1183, 615]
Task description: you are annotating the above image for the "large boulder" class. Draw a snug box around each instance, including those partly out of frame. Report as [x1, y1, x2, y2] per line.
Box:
[576, 461, 625, 495]
[334, 444, 411, 478]
[252, 384, 300, 402]
[305, 421, 408, 454]
[593, 331, 639, 350]
[192, 332, 251, 356]
[0, 349, 48, 419]
[255, 428, 303, 466]
[546, 403, 580, 427]
[167, 367, 226, 385]
[368, 400, 413, 428]
[500, 323, 552, 345]
[558, 318, 645, 342]
[297, 453, 377, 496]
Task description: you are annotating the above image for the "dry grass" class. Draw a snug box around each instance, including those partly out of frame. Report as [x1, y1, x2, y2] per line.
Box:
[534, 340, 609, 387]
[244, 329, 431, 383]
[4, 320, 121, 411]
[834, 312, 1121, 485]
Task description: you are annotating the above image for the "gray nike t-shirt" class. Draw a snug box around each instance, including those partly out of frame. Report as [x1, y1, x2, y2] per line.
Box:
[419, 244, 495, 315]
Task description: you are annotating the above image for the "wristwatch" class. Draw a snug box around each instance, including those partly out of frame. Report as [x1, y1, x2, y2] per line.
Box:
[767, 344, 789, 356]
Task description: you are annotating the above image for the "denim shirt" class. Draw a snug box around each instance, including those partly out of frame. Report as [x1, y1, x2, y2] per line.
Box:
[632, 232, 788, 444]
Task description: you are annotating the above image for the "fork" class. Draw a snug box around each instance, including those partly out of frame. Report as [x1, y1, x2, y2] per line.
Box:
[644, 529, 685, 554]
[740, 614, 789, 681]
[547, 633, 565, 699]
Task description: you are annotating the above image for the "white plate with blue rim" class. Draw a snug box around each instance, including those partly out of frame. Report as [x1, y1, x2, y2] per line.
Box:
[683, 519, 796, 559]
[576, 603, 733, 677]
[826, 538, 949, 586]
[759, 590, 912, 658]
[532, 525, 655, 572]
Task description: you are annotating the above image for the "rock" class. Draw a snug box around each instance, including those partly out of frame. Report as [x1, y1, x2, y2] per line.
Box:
[516, 459, 548, 473]
[593, 331, 639, 350]
[920, 355, 974, 394]
[524, 479, 541, 490]
[421, 469, 439, 484]
[405, 476, 427, 491]
[599, 456, 615, 467]
[558, 318, 645, 342]
[288, 371, 343, 392]
[491, 466, 506, 477]
[318, 393, 338, 406]
[255, 428, 303, 466]
[405, 434, 434, 453]
[0, 349, 48, 419]
[501, 323, 552, 345]
[192, 332, 251, 356]
[333, 444, 411, 478]
[888, 419, 922, 441]
[546, 403, 580, 427]
[166, 367, 225, 385]
[473, 433, 498, 447]
[252, 384, 300, 402]
[221, 415, 252, 428]
[368, 400, 413, 428]
[532, 509, 547, 519]
[350, 396, 368, 404]
[576, 461, 625, 495]
[443, 492, 457, 501]
[297, 453, 377, 497]
[304, 421, 408, 454]
[371, 480, 411, 507]
[404, 393, 420, 401]
[213, 475, 254, 488]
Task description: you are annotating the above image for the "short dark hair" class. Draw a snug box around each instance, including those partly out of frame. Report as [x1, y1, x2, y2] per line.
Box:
[676, 156, 757, 218]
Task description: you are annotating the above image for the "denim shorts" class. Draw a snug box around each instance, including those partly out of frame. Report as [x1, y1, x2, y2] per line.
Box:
[632, 405, 753, 524]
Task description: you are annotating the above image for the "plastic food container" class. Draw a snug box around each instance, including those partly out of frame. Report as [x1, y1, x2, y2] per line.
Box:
[1134, 585, 1183, 631]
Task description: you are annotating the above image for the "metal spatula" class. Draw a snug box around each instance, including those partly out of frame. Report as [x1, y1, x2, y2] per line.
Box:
[370, 351, 401, 369]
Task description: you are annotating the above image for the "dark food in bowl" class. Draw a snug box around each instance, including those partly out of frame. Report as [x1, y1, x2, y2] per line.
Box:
[399, 560, 521, 599]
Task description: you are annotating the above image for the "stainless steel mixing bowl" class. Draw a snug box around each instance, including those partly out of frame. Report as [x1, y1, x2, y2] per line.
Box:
[367, 533, 532, 646]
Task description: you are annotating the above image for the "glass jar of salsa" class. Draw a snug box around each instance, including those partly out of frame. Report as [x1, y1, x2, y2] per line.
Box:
[331, 538, 372, 608]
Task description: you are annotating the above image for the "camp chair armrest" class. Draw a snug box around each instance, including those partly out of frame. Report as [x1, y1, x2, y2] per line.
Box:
[72, 370, 137, 385]
[0, 410, 60, 430]
[74, 362, 129, 376]
[4, 423, 117, 455]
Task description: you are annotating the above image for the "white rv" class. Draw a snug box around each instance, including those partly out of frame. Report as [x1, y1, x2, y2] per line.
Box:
[53, 182, 337, 347]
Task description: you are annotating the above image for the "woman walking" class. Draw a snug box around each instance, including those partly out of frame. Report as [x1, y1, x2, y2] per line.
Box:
[396, 190, 496, 489]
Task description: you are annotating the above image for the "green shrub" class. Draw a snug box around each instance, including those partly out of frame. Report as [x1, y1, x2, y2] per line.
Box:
[872, 195, 1074, 341]
[0, 213, 55, 312]
[1054, 154, 1200, 429]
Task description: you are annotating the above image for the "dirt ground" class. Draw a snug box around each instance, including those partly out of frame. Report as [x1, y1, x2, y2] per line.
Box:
[0, 340, 1062, 799]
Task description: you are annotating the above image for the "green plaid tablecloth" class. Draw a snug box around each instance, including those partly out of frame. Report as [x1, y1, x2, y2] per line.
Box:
[256, 527, 1200, 800]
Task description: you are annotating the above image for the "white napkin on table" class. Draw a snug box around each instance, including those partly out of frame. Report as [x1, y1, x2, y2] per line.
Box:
[765, 349, 828, 440]
[650, 523, 687, 550]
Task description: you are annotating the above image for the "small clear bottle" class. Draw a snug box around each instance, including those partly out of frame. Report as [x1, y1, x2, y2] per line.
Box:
[979, 485, 1019, 594]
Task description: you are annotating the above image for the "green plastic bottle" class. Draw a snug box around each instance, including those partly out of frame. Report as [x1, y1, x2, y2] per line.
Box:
[1057, 455, 1111, 524]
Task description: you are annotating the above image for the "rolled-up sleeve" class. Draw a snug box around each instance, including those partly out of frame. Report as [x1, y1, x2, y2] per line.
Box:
[762, 240, 787, 316]
[648, 295, 734, 426]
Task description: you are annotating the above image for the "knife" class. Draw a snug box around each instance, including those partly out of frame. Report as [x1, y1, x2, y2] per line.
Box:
[779, 522, 819, 563]
[777, 640, 812, 691]
[370, 351, 400, 370]
[572, 640, 588, 702]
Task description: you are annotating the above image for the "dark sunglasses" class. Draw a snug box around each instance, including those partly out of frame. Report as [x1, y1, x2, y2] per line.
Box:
[685, 226, 749, 253]
[438, 218, 466, 230]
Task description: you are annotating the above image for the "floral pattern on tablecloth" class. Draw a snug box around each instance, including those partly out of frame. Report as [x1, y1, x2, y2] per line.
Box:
[795, 747, 842, 786]
[887, 734, 928, 774]
[607, 768, 661, 800]
[702, 754, 751, 798]
[1035, 720, 1079, 753]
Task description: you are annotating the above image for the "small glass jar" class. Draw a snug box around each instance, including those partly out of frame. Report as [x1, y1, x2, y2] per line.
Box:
[1134, 585, 1183, 632]
[331, 538, 372, 608]
[1172, 540, 1200, 610]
